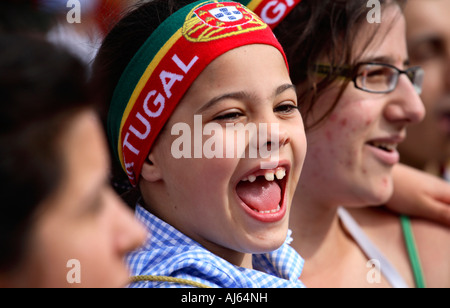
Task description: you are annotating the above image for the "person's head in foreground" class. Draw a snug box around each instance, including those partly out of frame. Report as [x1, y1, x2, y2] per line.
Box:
[93, 0, 307, 287]
[0, 35, 146, 288]
[399, 0, 450, 179]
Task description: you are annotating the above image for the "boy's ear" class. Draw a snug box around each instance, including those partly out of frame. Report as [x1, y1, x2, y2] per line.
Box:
[140, 152, 162, 182]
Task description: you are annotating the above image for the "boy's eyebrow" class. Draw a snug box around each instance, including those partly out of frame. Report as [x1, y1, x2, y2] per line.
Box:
[275, 83, 297, 97]
[196, 83, 296, 114]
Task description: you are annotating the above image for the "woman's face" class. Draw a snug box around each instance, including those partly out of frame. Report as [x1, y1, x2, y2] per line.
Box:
[400, 0, 450, 170]
[12, 111, 146, 288]
[300, 6, 425, 207]
[146, 44, 306, 260]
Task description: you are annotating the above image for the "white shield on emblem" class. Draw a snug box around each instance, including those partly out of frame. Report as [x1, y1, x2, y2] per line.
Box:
[209, 6, 243, 22]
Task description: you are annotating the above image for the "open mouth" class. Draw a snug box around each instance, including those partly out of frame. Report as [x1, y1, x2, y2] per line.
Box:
[366, 141, 398, 153]
[365, 138, 402, 165]
[235, 166, 288, 223]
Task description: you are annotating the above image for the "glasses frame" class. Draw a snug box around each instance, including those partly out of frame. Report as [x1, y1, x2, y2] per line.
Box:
[314, 62, 424, 95]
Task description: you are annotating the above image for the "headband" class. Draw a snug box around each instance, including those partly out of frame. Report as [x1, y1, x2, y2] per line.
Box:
[108, 0, 288, 186]
[237, 0, 302, 29]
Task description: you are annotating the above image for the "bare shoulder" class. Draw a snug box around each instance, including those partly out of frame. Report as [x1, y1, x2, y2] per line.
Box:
[345, 206, 416, 287]
[411, 216, 450, 244]
[345, 206, 403, 237]
[346, 206, 450, 288]
[410, 217, 450, 288]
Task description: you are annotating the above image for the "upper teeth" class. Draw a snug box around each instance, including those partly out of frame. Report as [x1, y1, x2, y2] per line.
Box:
[275, 168, 286, 180]
[242, 167, 286, 182]
[371, 142, 397, 151]
[265, 172, 275, 181]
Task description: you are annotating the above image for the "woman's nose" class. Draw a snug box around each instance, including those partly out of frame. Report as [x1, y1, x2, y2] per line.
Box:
[384, 74, 426, 125]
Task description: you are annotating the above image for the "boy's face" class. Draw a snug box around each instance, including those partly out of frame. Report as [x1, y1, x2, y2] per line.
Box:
[146, 44, 306, 263]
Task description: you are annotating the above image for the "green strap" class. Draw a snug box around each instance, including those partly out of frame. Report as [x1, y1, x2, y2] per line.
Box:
[400, 215, 426, 288]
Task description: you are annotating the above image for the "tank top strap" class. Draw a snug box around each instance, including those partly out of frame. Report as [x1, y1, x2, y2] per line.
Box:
[337, 207, 409, 288]
[400, 215, 426, 288]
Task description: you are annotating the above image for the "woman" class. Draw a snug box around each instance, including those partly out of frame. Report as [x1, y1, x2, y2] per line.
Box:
[0, 35, 146, 288]
[271, 0, 450, 287]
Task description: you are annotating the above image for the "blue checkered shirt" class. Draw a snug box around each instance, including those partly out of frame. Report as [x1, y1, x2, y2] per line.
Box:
[127, 205, 306, 288]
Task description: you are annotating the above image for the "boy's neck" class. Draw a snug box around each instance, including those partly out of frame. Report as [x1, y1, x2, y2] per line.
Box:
[200, 239, 254, 270]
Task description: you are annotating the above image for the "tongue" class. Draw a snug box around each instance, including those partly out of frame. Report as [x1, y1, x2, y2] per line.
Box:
[236, 177, 281, 212]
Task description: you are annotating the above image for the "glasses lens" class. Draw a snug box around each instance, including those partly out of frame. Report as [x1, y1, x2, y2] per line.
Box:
[356, 64, 397, 93]
[409, 67, 424, 95]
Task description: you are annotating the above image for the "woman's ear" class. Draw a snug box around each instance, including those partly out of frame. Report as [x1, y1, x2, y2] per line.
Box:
[140, 152, 162, 182]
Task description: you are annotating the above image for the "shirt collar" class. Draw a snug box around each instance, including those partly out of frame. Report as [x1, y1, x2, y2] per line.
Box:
[134, 204, 305, 286]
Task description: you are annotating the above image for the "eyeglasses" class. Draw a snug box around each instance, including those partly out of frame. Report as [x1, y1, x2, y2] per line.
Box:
[314, 62, 424, 95]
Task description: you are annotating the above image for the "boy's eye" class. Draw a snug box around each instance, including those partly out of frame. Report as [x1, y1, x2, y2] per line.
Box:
[213, 111, 243, 121]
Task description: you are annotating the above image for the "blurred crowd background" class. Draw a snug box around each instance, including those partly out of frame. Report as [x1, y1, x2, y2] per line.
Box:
[1, 0, 144, 65]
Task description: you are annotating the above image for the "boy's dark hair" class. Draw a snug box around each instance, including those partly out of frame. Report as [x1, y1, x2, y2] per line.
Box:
[274, 0, 406, 130]
[0, 35, 93, 273]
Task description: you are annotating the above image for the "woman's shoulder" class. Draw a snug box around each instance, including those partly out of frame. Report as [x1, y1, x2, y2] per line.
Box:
[410, 216, 450, 287]
[347, 206, 450, 287]
[345, 206, 415, 286]
[345, 206, 404, 239]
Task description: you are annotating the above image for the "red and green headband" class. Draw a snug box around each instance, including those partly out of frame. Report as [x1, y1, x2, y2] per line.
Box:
[237, 0, 302, 29]
[108, 0, 288, 186]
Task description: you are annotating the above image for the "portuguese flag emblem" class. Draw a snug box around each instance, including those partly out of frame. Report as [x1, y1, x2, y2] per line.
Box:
[183, 1, 267, 42]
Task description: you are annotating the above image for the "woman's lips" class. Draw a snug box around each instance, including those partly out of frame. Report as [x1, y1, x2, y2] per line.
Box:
[365, 138, 402, 165]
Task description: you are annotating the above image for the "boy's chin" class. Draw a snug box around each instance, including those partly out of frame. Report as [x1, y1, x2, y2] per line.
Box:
[243, 227, 289, 254]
